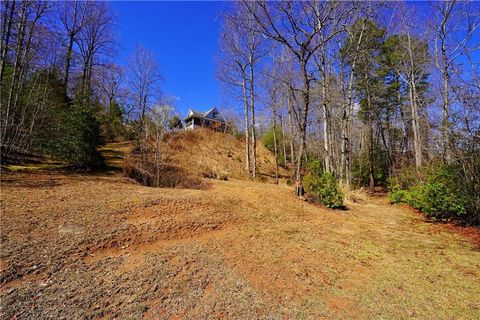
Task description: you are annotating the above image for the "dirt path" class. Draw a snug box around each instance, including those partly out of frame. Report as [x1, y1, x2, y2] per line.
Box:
[1, 171, 479, 319]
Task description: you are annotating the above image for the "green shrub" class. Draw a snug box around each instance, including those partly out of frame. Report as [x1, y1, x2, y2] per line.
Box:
[388, 164, 469, 222]
[421, 182, 467, 219]
[388, 165, 424, 190]
[304, 162, 344, 208]
[387, 189, 409, 204]
[404, 185, 424, 210]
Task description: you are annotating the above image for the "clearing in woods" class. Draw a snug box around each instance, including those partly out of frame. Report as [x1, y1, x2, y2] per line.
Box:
[1, 143, 479, 319]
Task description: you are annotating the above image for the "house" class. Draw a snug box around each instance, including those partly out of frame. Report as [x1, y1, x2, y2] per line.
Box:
[184, 107, 226, 130]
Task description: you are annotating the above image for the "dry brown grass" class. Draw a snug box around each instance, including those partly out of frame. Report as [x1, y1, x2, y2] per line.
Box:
[1, 171, 479, 319]
[2, 140, 479, 319]
[165, 129, 288, 182]
[124, 153, 208, 189]
[125, 128, 289, 189]
[341, 184, 368, 205]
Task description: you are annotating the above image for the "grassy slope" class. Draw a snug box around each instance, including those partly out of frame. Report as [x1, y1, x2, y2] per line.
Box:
[163, 128, 289, 182]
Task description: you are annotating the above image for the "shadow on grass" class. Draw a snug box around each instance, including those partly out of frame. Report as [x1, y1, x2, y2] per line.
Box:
[303, 195, 350, 211]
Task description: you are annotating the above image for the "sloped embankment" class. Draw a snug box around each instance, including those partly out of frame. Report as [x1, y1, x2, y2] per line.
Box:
[125, 128, 289, 188]
[167, 129, 288, 180]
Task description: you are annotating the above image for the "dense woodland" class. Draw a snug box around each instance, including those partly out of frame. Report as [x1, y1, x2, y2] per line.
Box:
[1, 1, 479, 224]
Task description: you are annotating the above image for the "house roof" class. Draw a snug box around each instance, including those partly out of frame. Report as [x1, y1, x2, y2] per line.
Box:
[184, 107, 226, 122]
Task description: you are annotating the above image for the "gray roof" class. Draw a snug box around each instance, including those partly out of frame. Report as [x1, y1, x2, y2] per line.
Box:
[186, 109, 205, 118]
[184, 107, 226, 122]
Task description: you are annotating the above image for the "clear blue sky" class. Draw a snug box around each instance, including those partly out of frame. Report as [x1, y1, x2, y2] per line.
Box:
[112, 1, 228, 117]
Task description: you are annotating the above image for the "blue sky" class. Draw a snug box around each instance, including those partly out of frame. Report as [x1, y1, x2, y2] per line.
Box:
[112, 1, 228, 117]
[111, 1, 479, 121]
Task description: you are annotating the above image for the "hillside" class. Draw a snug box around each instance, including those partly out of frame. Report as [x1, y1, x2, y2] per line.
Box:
[126, 128, 290, 188]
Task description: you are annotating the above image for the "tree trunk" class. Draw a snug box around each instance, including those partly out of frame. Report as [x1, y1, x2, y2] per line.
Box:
[440, 8, 452, 163]
[280, 113, 287, 167]
[272, 114, 279, 184]
[396, 80, 408, 155]
[409, 80, 422, 168]
[155, 131, 160, 187]
[249, 63, 256, 178]
[320, 46, 332, 173]
[341, 81, 352, 186]
[242, 77, 251, 177]
[0, 0, 15, 88]
[64, 33, 75, 97]
[3, 2, 26, 153]
[365, 74, 375, 190]
[295, 60, 310, 183]
[341, 20, 365, 187]
[441, 66, 451, 163]
[287, 91, 295, 166]
[406, 32, 422, 168]
[377, 112, 392, 176]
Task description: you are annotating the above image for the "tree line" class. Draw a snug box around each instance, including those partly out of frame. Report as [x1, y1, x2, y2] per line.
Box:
[218, 1, 479, 223]
[0, 0, 174, 169]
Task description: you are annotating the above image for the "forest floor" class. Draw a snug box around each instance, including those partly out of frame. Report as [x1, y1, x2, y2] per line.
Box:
[1, 143, 480, 319]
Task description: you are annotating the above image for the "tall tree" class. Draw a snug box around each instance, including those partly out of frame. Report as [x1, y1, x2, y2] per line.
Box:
[218, 6, 266, 178]
[1, 1, 51, 157]
[431, 0, 480, 163]
[242, 0, 340, 183]
[347, 20, 386, 188]
[58, 0, 89, 96]
[75, 1, 115, 94]
[127, 45, 162, 139]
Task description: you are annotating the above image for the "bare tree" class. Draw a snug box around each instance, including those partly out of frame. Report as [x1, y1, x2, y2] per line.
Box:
[1, 1, 51, 157]
[0, 0, 16, 88]
[218, 5, 266, 178]
[309, 1, 350, 175]
[148, 104, 173, 187]
[127, 44, 162, 138]
[393, 3, 431, 168]
[431, 0, 480, 163]
[262, 59, 284, 183]
[58, 0, 90, 96]
[99, 63, 124, 108]
[242, 1, 340, 184]
[336, 4, 376, 187]
[75, 1, 115, 94]
[218, 12, 251, 177]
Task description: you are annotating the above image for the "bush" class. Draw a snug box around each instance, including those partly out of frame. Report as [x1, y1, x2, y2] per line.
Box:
[388, 164, 469, 222]
[387, 189, 409, 204]
[421, 182, 467, 219]
[304, 161, 344, 208]
[406, 184, 427, 211]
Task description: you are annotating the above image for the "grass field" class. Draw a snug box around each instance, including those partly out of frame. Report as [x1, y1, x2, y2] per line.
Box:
[1, 165, 479, 319]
